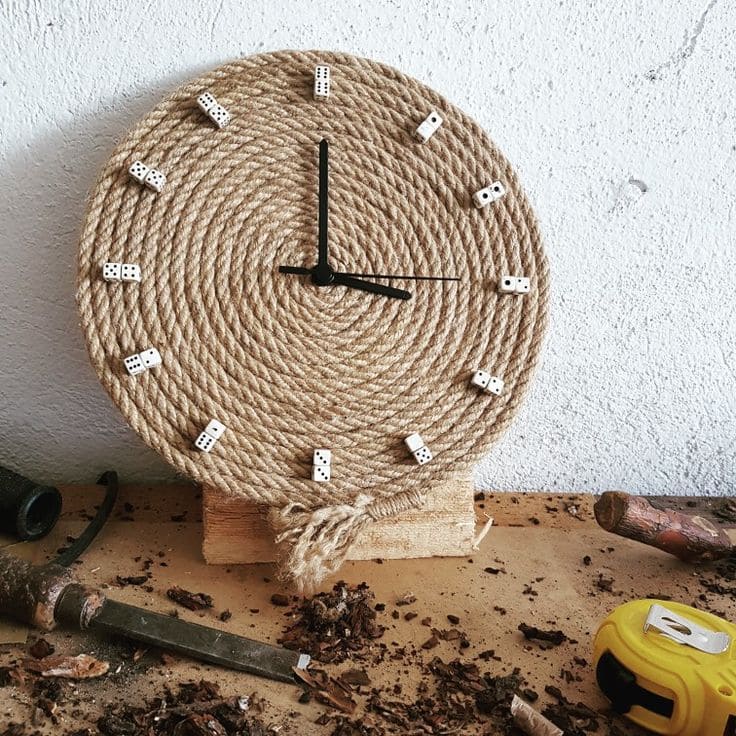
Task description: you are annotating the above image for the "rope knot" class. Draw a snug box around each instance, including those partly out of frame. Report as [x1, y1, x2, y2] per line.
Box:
[269, 489, 426, 592]
[366, 489, 425, 521]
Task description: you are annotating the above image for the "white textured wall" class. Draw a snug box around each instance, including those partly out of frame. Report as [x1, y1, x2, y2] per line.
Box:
[1, 0, 734, 495]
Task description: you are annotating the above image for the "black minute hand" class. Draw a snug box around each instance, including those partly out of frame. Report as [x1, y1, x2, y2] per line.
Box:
[341, 271, 459, 281]
[312, 139, 331, 286]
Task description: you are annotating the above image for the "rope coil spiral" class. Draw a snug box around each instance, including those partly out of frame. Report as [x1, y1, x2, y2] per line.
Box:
[77, 51, 549, 590]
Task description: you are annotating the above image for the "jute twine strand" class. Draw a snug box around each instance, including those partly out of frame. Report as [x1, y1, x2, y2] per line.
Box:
[77, 51, 549, 590]
[269, 488, 425, 592]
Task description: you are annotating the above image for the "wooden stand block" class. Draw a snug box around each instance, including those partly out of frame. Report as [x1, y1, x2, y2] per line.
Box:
[202, 480, 477, 564]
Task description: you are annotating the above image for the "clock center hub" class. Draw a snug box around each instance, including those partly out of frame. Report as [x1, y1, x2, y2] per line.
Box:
[311, 264, 335, 286]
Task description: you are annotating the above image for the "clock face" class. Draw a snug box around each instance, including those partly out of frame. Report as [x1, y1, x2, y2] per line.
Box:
[77, 51, 548, 509]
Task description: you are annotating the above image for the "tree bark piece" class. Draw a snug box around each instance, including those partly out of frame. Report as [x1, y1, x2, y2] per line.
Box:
[594, 491, 734, 563]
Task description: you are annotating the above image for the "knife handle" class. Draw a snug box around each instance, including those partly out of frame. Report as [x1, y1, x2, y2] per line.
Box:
[0, 550, 77, 630]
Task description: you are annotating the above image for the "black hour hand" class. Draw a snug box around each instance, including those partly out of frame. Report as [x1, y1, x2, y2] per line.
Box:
[277, 266, 412, 300]
[332, 273, 411, 300]
[279, 266, 411, 299]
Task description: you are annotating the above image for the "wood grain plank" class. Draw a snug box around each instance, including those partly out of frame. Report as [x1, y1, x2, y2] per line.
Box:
[202, 480, 476, 563]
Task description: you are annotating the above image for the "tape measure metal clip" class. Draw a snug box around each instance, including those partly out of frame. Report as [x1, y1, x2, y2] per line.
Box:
[645, 603, 731, 655]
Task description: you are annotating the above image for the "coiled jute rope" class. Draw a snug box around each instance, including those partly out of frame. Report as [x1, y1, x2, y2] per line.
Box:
[77, 51, 549, 591]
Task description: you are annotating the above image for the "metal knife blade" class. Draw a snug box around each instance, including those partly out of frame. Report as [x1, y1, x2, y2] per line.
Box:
[56, 585, 309, 684]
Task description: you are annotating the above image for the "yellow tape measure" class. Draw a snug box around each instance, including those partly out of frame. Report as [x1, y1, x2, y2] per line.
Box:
[593, 600, 736, 736]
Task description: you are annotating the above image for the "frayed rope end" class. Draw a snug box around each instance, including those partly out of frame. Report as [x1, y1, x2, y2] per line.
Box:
[268, 495, 374, 594]
[268, 489, 425, 594]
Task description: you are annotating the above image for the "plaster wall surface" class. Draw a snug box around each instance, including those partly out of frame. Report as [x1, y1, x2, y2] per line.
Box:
[0, 0, 734, 495]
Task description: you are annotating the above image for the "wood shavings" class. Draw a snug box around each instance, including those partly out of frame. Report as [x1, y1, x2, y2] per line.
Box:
[511, 694, 564, 736]
[24, 653, 109, 679]
[293, 667, 357, 714]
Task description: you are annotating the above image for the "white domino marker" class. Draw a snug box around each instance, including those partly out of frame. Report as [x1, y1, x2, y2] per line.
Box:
[404, 433, 434, 465]
[499, 276, 530, 295]
[129, 161, 165, 192]
[195, 418, 227, 453]
[314, 65, 330, 100]
[311, 447, 332, 482]
[473, 181, 506, 208]
[470, 370, 504, 396]
[415, 111, 443, 143]
[196, 90, 231, 128]
[124, 347, 161, 376]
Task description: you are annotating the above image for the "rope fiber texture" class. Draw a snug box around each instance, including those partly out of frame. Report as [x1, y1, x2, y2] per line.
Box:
[77, 51, 549, 589]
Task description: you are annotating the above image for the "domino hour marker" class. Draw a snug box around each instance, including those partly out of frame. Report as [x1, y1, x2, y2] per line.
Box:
[196, 90, 231, 129]
[128, 161, 166, 192]
[473, 181, 506, 208]
[415, 111, 443, 143]
[314, 65, 330, 100]
[311, 447, 332, 482]
[124, 347, 161, 376]
[499, 276, 530, 295]
[404, 433, 434, 465]
[195, 418, 227, 453]
[103, 263, 141, 282]
[470, 370, 504, 396]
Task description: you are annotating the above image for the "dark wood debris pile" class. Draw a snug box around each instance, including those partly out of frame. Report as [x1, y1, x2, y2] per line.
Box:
[276, 583, 627, 735]
[277, 581, 385, 664]
[96, 679, 270, 736]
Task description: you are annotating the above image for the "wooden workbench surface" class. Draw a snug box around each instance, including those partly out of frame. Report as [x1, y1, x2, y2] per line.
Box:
[0, 484, 734, 734]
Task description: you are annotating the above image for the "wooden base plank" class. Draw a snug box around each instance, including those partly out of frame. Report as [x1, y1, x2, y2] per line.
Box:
[202, 480, 476, 564]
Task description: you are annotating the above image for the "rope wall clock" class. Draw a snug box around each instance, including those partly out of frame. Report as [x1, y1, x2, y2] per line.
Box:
[77, 50, 549, 591]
